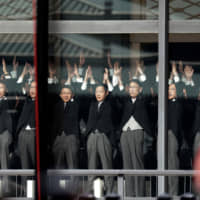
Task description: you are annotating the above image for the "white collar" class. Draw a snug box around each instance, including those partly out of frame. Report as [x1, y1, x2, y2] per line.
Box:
[0, 96, 6, 101]
[98, 101, 103, 105]
[131, 98, 136, 103]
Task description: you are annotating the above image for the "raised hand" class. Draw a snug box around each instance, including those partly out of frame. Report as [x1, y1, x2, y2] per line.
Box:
[74, 63, 79, 77]
[88, 66, 96, 84]
[172, 61, 177, 75]
[178, 60, 184, 74]
[107, 52, 113, 69]
[65, 59, 73, 74]
[87, 65, 93, 79]
[2, 58, 6, 66]
[48, 64, 56, 78]
[103, 68, 109, 83]
[79, 52, 85, 66]
[27, 63, 34, 76]
[84, 66, 90, 82]
[22, 62, 29, 76]
[156, 62, 159, 75]
[114, 62, 122, 77]
[13, 56, 19, 71]
[136, 60, 144, 75]
[65, 59, 74, 79]
[2, 58, 8, 74]
[183, 88, 187, 98]
[128, 71, 132, 80]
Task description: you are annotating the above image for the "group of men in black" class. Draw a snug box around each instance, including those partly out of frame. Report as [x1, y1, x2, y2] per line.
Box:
[0, 57, 36, 195]
[1, 55, 200, 196]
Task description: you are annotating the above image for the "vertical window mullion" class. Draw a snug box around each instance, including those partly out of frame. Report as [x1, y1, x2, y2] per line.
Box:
[158, 0, 169, 194]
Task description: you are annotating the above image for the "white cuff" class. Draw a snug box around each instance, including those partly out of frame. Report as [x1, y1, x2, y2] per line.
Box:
[119, 85, 124, 91]
[78, 68, 84, 76]
[64, 81, 71, 86]
[76, 77, 83, 83]
[22, 87, 26, 95]
[10, 70, 17, 79]
[174, 74, 180, 83]
[81, 81, 87, 90]
[107, 82, 113, 92]
[156, 75, 159, 82]
[48, 78, 54, 84]
[168, 79, 173, 85]
[139, 74, 146, 82]
[112, 75, 118, 87]
[5, 74, 11, 79]
[17, 76, 24, 84]
[109, 68, 114, 76]
[72, 76, 76, 83]
[90, 79, 96, 85]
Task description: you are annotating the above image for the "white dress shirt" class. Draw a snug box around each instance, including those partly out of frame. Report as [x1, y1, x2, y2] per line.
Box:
[122, 98, 143, 131]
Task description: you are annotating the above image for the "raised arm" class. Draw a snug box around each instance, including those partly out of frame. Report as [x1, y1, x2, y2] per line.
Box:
[17, 62, 28, 84]
[2, 58, 8, 75]
[64, 60, 74, 85]
[107, 52, 113, 69]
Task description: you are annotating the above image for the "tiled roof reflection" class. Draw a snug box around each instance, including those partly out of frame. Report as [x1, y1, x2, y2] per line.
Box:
[0, 0, 33, 20]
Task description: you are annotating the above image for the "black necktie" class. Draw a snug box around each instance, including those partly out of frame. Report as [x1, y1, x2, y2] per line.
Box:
[98, 102, 103, 112]
[98, 103, 100, 112]
[64, 102, 68, 112]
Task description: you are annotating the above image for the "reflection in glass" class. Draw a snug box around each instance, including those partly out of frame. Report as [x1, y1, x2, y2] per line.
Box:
[0, 0, 33, 20]
[168, 41, 200, 195]
[48, 34, 158, 197]
[169, 0, 200, 20]
[0, 34, 35, 197]
[49, 0, 158, 20]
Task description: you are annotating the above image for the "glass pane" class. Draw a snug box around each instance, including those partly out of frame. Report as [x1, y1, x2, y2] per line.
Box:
[167, 34, 200, 195]
[47, 33, 158, 198]
[0, 0, 33, 20]
[169, 0, 200, 20]
[0, 33, 36, 197]
[49, 0, 158, 20]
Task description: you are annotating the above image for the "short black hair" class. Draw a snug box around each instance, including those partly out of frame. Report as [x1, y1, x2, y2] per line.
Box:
[60, 85, 74, 94]
[95, 84, 108, 92]
[128, 79, 142, 87]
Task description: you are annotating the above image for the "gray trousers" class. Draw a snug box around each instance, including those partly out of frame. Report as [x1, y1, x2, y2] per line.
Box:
[0, 130, 12, 193]
[120, 129, 145, 197]
[87, 132, 113, 193]
[18, 129, 35, 196]
[193, 132, 200, 195]
[53, 133, 79, 169]
[18, 129, 35, 169]
[194, 132, 200, 158]
[167, 130, 179, 195]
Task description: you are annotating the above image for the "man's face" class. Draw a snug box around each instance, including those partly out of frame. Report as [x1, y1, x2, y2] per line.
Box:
[29, 82, 36, 99]
[168, 84, 177, 99]
[128, 82, 141, 98]
[95, 86, 107, 102]
[184, 65, 194, 79]
[0, 83, 6, 98]
[60, 88, 73, 103]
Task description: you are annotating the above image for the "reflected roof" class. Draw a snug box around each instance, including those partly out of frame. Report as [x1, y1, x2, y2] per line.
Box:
[49, 0, 200, 20]
[0, 34, 33, 56]
[49, 34, 157, 59]
[0, 0, 33, 20]
[0, 0, 199, 20]
[49, 0, 158, 19]
[0, 34, 157, 59]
